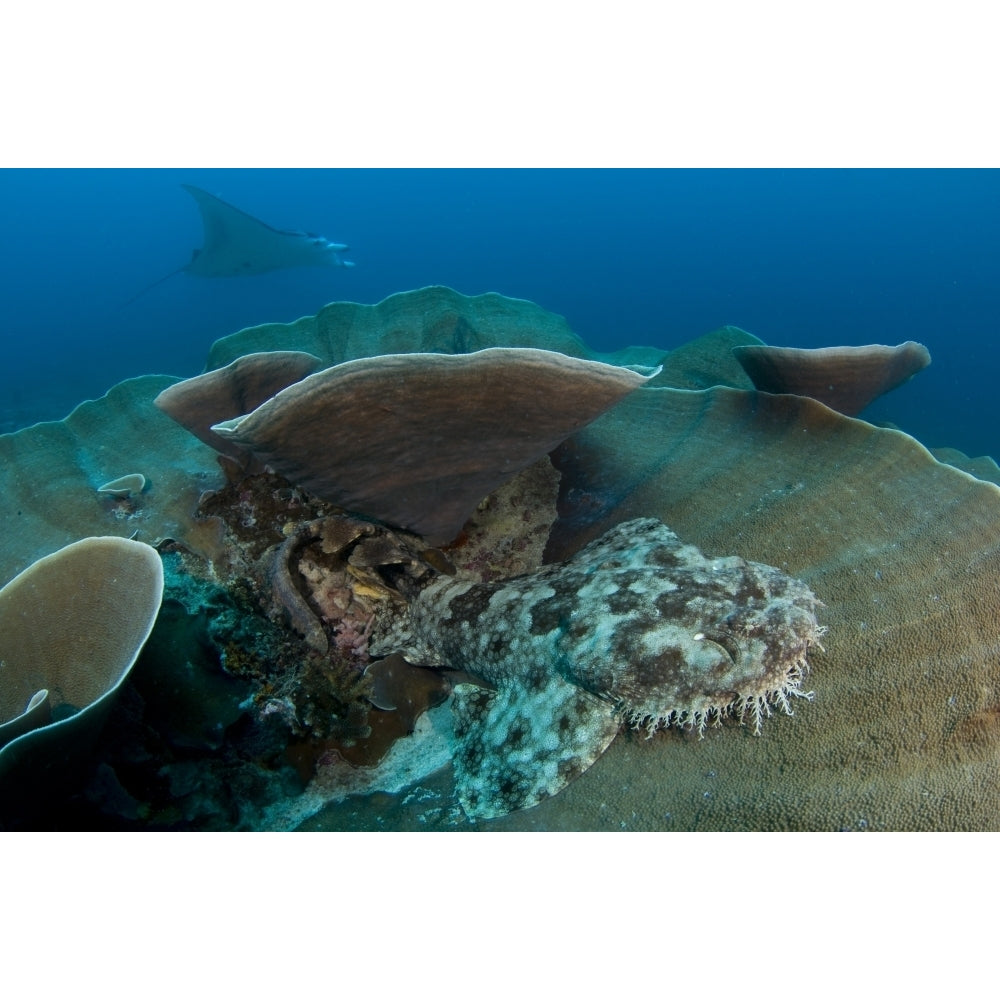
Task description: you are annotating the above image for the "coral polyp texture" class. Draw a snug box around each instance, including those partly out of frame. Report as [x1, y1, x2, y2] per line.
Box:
[371, 517, 823, 819]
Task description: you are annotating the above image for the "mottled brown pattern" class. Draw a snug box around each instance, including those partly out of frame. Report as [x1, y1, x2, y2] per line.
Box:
[374, 517, 822, 819]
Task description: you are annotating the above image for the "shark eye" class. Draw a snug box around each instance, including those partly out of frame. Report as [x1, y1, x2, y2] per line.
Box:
[699, 628, 743, 666]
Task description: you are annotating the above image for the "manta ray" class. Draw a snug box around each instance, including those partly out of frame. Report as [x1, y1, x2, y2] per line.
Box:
[124, 184, 354, 305]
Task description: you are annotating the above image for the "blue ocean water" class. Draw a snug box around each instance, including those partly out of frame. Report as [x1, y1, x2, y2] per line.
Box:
[1, 168, 997, 457]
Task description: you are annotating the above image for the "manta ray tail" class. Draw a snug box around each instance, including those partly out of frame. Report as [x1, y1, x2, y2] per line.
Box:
[119, 264, 186, 309]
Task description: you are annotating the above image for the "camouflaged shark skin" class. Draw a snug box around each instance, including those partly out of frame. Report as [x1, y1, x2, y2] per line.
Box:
[371, 517, 824, 820]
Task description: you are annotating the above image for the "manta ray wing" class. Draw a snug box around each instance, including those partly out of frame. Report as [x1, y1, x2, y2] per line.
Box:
[181, 184, 352, 277]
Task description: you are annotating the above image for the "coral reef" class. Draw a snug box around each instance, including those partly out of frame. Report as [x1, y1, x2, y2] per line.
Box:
[930, 446, 1000, 485]
[205, 347, 653, 544]
[153, 350, 322, 469]
[96, 474, 147, 498]
[3, 286, 1000, 830]
[0, 374, 228, 585]
[0, 536, 163, 826]
[0, 288, 661, 584]
[732, 341, 931, 416]
[203, 285, 666, 372]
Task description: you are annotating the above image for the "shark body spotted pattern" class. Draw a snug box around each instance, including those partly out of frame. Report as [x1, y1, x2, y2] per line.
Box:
[371, 518, 824, 820]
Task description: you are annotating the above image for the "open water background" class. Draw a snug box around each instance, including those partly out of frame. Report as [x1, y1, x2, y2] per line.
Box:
[1, 168, 997, 457]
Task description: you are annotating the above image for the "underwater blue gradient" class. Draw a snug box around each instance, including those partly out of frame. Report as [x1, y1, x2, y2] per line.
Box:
[1, 168, 997, 457]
